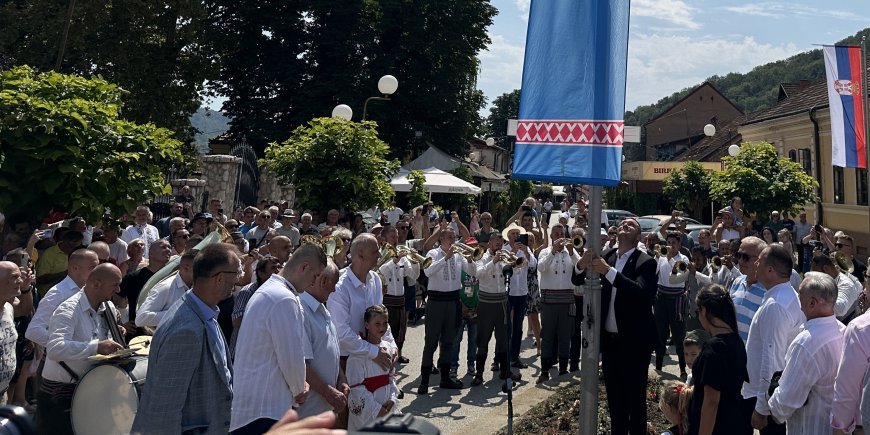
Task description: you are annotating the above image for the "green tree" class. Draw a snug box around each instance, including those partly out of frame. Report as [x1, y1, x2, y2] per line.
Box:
[486, 89, 520, 150]
[0, 66, 183, 222]
[710, 141, 817, 220]
[261, 117, 400, 214]
[408, 169, 428, 208]
[662, 161, 713, 220]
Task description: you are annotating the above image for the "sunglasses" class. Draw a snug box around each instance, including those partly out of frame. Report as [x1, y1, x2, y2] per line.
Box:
[226, 225, 239, 229]
[735, 252, 757, 262]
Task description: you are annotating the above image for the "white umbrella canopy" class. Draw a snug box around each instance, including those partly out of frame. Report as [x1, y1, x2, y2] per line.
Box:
[391, 167, 482, 195]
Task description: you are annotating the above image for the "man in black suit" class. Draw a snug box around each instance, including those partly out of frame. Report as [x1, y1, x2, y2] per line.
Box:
[578, 217, 658, 435]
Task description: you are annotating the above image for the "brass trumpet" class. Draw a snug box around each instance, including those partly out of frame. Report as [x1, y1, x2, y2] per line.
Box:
[711, 255, 722, 272]
[671, 261, 688, 275]
[652, 244, 668, 257]
[498, 250, 526, 268]
[453, 242, 484, 261]
[396, 245, 433, 268]
[555, 236, 585, 249]
[376, 244, 397, 269]
[322, 235, 344, 257]
[833, 251, 855, 274]
[300, 234, 322, 246]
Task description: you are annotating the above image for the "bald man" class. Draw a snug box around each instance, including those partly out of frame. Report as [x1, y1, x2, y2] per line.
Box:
[88, 241, 112, 263]
[269, 236, 292, 263]
[0, 261, 23, 404]
[26, 249, 100, 348]
[37, 263, 124, 434]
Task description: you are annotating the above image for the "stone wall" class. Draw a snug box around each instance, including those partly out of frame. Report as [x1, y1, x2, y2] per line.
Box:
[200, 155, 242, 212]
[258, 169, 296, 208]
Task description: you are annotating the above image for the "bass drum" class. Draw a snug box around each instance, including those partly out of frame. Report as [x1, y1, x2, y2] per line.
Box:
[71, 356, 148, 435]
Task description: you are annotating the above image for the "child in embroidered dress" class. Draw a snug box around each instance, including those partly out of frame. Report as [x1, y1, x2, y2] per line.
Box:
[347, 304, 399, 430]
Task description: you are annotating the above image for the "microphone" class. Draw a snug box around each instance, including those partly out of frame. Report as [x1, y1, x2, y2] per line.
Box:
[502, 264, 514, 279]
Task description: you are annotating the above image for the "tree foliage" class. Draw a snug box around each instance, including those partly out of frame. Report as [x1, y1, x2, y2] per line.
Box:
[662, 161, 713, 220]
[211, 0, 496, 159]
[260, 117, 400, 214]
[710, 142, 818, 219]
[408, 169, 428, 208]
[485, 89, 520, 150]
[0, 0, 214, 175]
[0, 66, 183, 222]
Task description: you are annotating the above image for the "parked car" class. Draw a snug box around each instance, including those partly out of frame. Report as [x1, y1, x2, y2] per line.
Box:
[687, 225, 713, 245]
[637, 215, 702, 239]
[604, 209, 637, 226]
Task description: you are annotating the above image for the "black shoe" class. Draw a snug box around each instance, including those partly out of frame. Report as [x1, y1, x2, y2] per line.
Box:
[398, 356, 410, 364]
[471, 375, 484, 386]
[536, 372, 550, 384]
[439, 378, 464, 389]
[397, 389, 405, 399]
[558, 370, 569, 376]
[570, 363, 579, 372]
[431, 367, 440, 375]
[511, 361, 528, 369]
[417, 384, 429, 395]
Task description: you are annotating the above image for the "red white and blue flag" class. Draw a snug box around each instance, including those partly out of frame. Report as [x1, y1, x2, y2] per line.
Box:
[823, 45, 866, 168]
[512, 0, 630, 185]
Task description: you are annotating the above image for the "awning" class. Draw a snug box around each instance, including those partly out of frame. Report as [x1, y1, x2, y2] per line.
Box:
[391, 167, 482, 195]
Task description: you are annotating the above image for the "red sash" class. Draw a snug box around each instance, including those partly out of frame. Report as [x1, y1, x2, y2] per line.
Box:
[350, 374, 391, 393]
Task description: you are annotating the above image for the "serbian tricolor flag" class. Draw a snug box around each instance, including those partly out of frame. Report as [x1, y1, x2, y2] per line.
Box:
[823, 45, 866, 168]
[512, 0, 630, 185]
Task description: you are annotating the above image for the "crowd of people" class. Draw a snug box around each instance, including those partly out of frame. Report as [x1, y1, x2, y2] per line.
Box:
[1, 191, 870, 435]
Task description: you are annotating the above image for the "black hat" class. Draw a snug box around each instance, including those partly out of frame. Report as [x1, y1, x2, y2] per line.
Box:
[192, 212, 213, 223]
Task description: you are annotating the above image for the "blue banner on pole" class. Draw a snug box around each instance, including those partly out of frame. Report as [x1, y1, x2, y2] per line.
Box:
[512, 0, 630, 186]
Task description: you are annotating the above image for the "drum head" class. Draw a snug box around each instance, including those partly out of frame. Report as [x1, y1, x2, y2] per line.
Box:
[71, 360, 146, 435]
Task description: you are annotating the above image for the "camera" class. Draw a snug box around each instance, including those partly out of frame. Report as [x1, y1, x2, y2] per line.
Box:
[808, 240, 821, 247]
[0, 405, 36, 435]
[350, 413, 440, 434]
[814, 224, 823, 232]
[517, 234, 529, 246]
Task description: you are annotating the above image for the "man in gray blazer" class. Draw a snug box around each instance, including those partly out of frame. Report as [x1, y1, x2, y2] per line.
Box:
[132, 243, 241, 434]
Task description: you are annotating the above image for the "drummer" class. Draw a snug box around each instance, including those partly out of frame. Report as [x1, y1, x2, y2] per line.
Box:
[37, 264, 125, 434]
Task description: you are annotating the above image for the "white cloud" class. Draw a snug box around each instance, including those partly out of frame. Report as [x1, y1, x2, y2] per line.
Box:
[723, 2, 870, 21]
[514, 0, 530, 21]
[632, 0, 700, 30]
[626, 33, 800, 109]
[478, 34, 526, 92]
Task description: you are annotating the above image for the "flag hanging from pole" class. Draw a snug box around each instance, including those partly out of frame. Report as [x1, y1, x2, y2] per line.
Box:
[823, 45, 866, 169]
[512, 0, 630, 186]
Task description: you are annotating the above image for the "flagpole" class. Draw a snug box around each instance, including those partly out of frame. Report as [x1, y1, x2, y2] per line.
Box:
[580, 185, 602, 435]
[863, 36, 870, 248]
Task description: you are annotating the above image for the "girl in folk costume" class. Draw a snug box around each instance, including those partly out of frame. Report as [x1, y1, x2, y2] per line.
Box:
[347, 305, 399, 430]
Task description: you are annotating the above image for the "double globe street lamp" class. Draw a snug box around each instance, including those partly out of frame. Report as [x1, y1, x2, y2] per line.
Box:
[332, 75, 399, 121]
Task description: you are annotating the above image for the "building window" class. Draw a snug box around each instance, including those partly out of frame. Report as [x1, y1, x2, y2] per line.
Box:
[858, 168, 869, 206]
[788, 150, 797, 162]
[834, 166, 845, 204]
[799, 148, 812, 175]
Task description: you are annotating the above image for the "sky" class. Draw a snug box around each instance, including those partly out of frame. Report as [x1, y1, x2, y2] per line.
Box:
[478, 0, 870, 117]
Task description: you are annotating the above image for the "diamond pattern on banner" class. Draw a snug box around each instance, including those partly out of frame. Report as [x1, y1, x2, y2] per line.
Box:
[515, 120, 624, 145]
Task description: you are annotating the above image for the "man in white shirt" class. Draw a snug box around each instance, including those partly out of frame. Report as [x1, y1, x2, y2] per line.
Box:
[37, 264, 124, 434]
[748, 245, 805, 433]
[297, 262, 350, 418]
[276, 209, 301, 248]
[25, 249, 99, 348]
[502, 224, 536, 372]
[121, 206, 160, 257]
[0, 261, 22, 405]
[711, 239, 736, 287]
[655, 232, 691, 376]
[536, 224, 580, 383]
[379, 226, 420, 364]
[809, 255, 861, 322]
[231, 244, 326, 433]
[102, 222, 129, 265]
[768, 272, 845, 434]
[418, 227, 478, 394]
[384, 202, 404, 226]
[245, 211, 274, 250]
[135, 250, 196, 328]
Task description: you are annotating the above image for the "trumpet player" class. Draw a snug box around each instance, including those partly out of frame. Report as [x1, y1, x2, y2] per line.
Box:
[536, 224, 581, 384]
[654, 233, 691, 377]
[379, 226, 420, 364]
[502, 224, 537, 371]
[669, 247, 712, 333]
[712, 239, 738, 287]
[418, 227, 478, 394]
[470, 232, 519, 385]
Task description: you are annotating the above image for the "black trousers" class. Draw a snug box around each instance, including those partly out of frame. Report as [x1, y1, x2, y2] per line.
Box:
[570, 295, 584, 365]
[654, 293, 686, 372]
[601, 332, 650, 435]
[36, 389, 73, 435]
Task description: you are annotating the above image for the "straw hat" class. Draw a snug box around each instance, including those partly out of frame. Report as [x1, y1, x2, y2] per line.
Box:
[502, 223, 527, 240]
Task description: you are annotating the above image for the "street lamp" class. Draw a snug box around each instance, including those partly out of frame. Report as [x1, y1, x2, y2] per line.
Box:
[363, 75, 399, 120]
[703, 123, 716, 137]
[485, 137, 495, 147]
[331, 104, 353, 121]
[728, 144, 741, 156]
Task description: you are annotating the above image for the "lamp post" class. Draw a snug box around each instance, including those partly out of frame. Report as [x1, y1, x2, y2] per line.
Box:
[728, 144, 741, 156]
[331, 75, 399, 121]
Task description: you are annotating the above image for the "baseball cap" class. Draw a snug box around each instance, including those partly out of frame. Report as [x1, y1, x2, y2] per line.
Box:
[192, 212, 213, 223]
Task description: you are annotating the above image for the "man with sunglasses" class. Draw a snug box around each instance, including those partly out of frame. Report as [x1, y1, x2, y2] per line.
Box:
[727, 236, 767, 342]
[835, 235, 867, 285]
[245, 212, 273, 249]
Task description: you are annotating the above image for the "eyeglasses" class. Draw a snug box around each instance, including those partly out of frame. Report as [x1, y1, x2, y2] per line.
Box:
[835, 243, 851, 249]
[735, 252, 757, 262]
[226, 225, 239, 230]
[211, 270, 242, 279]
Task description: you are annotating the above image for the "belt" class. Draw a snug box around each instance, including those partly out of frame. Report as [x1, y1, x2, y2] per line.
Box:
[428, 290, 460, 301]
